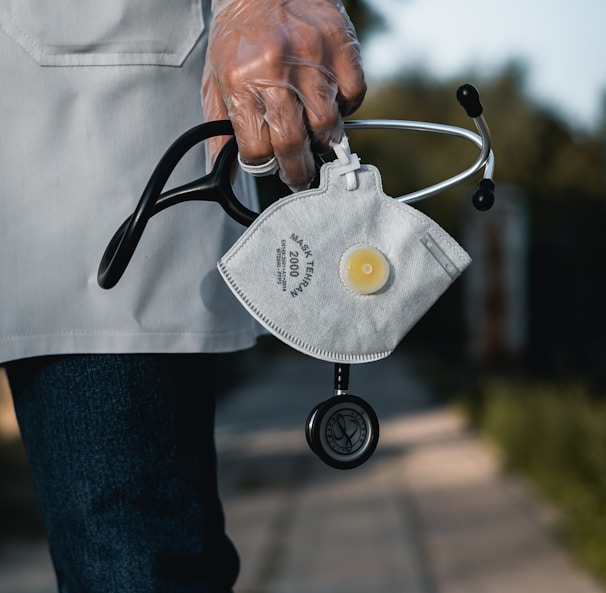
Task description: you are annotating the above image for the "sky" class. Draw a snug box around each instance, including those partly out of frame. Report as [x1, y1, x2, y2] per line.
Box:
[362, 0, 606, 131]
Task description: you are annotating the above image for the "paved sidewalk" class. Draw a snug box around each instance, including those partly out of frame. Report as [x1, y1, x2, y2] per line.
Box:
[216, 348, 605, 593]
[1, 347, 604, 593]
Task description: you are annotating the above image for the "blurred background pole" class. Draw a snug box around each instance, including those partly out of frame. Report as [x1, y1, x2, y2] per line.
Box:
[463, 185, 528, 370]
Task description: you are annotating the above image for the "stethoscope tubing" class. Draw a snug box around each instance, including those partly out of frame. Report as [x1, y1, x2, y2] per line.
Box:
[344, 114, 494, 203]
[98, 120, 255, 289]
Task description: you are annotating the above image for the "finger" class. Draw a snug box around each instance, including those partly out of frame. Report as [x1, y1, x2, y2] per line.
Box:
[274, 133, 315, 193]
[329, 33, 367, 115]
[296, 69, 343, 153]
[227, 95, 274, 167]
[305, 0, 366, 116]
[229, 86, 316, 190]
[201, 66, 232, 166]
[262, 87, 316, 191]
[335, 64, 366, 116]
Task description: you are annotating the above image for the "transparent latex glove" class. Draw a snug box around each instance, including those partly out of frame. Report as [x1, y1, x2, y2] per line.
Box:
[202, 0, 366, 192]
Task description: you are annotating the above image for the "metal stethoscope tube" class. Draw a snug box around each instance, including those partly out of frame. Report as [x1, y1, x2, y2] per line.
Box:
[344, 113, 494, 203]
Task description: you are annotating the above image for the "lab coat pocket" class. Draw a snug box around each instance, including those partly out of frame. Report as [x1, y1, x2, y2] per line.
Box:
[0, 0, 204, 66]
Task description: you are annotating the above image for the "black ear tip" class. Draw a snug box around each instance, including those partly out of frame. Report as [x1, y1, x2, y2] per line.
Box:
[472, 178, 495, 211]
[457, 83, 483, 118]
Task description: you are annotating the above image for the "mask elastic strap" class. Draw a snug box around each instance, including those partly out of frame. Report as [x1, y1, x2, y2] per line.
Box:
[330, 135, 361, 190]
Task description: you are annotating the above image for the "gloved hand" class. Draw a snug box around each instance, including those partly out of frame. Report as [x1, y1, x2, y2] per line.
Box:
[202, 0, 366, 192]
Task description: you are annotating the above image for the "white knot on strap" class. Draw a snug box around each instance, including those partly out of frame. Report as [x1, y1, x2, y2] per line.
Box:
[330, 135, 360, 190]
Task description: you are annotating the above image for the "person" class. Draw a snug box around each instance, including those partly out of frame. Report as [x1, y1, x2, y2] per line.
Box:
[0, 0, 366, 591]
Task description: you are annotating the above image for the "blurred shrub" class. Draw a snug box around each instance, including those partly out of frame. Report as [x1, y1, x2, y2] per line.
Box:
[471, 380, 606, 579]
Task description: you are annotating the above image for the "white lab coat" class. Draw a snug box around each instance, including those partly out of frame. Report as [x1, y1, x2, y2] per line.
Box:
[0, 0, 260, 364]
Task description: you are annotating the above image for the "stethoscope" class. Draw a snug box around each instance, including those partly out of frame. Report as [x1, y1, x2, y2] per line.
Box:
[98, 83, 495, 470]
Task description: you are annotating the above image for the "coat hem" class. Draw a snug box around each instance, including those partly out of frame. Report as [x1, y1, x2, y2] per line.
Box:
[0, 328, 261, 365]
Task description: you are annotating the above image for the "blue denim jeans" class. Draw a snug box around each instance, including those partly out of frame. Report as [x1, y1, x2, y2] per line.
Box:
[5, 354, 239, 593]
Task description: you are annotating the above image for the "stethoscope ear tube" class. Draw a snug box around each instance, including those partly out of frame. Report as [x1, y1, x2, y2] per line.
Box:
[344, 85, 494, 204]
[97, 120, 256, 289]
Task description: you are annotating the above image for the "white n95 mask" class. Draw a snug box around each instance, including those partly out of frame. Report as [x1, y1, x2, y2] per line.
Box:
[218, 158, 471, 364]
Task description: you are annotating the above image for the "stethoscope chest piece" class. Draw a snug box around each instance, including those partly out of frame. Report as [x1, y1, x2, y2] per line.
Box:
[306, 393, 380, 470]
[306, 363, 379, 470]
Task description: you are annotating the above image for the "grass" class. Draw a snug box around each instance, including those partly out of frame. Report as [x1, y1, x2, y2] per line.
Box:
[463, 379, 606, 581]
